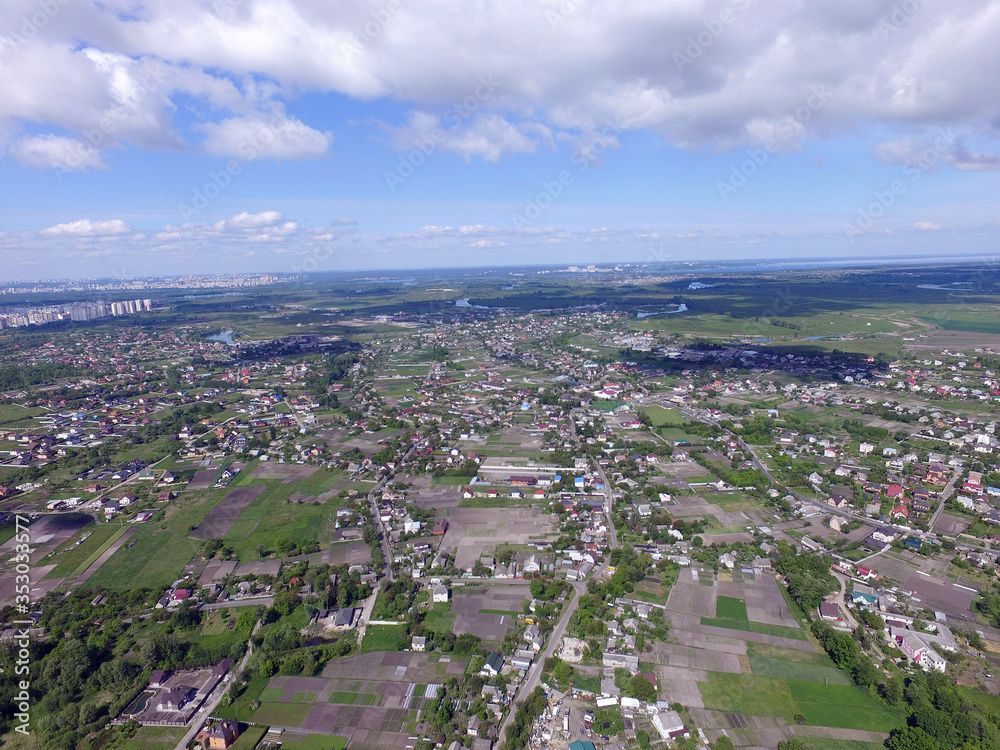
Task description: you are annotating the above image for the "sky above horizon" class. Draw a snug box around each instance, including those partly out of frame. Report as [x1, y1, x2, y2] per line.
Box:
[1, 0, 1000, 280]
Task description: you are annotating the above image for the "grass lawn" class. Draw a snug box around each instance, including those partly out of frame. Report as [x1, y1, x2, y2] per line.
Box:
[221, 480, 330, 558]
[213, 674, 270, 721]
[423, 602, 456, 635]
[803, 740, 887, 750]
[116, 725, 187, 750]
[432, 475, 474, 485]
[700, 616, 807, 641]
[69, 524, 132, 576]
[458, 496, 536, 508]
[42, 519, 115, 580]
[252, 701, 312, 727]
[709, 491, 762, 511]
[86, 489, 229, 589]
[230, 726, 267, 750]
[716, 595, 749, 621]
[643, 405, 685, 427]
[277, 734, 349, 750]
[569, 673, 602, 693]
[699, 672, 902, 731]
[361, 624, 410, 653]
[750, 654, 851, 686]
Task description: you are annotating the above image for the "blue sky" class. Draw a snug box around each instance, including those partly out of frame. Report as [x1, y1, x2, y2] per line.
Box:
[1, 0, 999, 279]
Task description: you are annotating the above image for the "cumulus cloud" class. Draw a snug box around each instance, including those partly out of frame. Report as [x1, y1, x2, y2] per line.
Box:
[39, 219, 132, 237]
[216, 211, 285, 230]
[2, 0, 998, 170]
[11, 135, 106, 171]
[914, 221, 943, 230]
[198, 110, 332, 160]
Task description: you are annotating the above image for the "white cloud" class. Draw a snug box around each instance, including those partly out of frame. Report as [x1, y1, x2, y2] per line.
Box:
[198, 110, 332, 160]
[216, 211, 285, 230]
[39, 219, 132, 237]
[386, 112, 545, 162]
[11, 135, 106, 171]
[914, 221, 943, 230]
[0, 0, 999, 170]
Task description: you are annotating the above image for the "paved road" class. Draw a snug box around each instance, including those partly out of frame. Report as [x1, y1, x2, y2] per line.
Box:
[927, 465, 964, 531]
[172, 619, 260, 750]
[498, 579, 588, 742]
[366, 440, 423, 583]
[570, 409, 618, 550]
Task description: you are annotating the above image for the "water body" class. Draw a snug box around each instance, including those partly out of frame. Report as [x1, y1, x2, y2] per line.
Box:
[207, 330, 235, 345]
[688, 281, 715, 289]
[637, 304, 688, 319]
[455, 298, 491, 309]
[916, 282, 974, 291]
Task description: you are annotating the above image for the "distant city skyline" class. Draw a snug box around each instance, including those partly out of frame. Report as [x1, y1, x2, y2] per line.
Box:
[1, 0, 999, 279]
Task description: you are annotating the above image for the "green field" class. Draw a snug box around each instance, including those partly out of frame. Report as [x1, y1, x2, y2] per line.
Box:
[458, 496, 537, 508]
[328, 690, 381, 705]
[276, 734, 349, 750]
[251, 701, 312, 726]
[709, 492, 762, 510]
[42, 518, 114, 580]
[213, 674, 270, 721]
[423, 602, 456, 634]
[750, 654, 852, 686]
[230, 726, 267, 750]
[643, 405, 685, 427]
[699, 672, 902, 731]
[432, 475, 474, 486]
[221, 479, 335, 557]
[701, 616, 807, 641]
[361, 624, 410, 653]
[715, 595, 749, 621]
[85, 489, 228, 589]
[70, 524, 132, 576]
[114, 724, 187, 750]
[803, 740, 887, 750]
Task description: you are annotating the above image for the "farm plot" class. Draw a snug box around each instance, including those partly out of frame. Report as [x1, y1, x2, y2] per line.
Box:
[439, 507, 557, 569]
[251, 463, 319, 483]
[450, 584, 530, 642]
[186, 468, 220, 490]
[190, 486, 265, 539]
[699, 672, 902, 731]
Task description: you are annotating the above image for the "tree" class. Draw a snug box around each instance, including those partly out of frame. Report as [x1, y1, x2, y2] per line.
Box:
[712, 737, 736, 750]
[886, 726, 940, 750]
[778, 740, 815, 750]
[628, 674, 657, 702]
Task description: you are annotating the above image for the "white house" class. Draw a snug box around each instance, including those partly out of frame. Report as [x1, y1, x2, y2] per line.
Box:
[652, 710, 688, 740]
